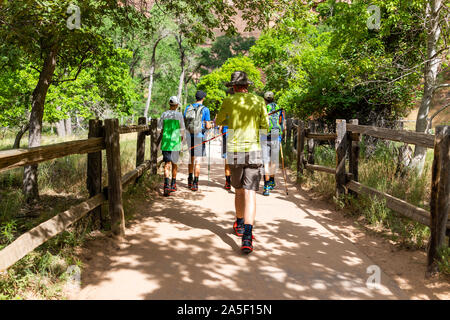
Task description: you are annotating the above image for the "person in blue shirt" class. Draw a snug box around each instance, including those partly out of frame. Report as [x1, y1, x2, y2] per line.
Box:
[183, 90, 212, 191]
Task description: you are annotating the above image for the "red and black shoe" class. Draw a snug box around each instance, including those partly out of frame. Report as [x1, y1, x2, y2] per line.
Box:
[233, 221, 244, 237]
[163, 184, 171, 197]
[188, 177, 193, 189]
[191, 181, 199, 192]
[170, 182, 177, 192]
[224, 181, 231, 190]
[241, 235, 253, 254]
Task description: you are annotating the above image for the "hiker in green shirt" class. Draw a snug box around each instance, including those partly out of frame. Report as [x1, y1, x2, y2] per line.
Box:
[158, 96, 185, 197]
[216, 71, 270, 254]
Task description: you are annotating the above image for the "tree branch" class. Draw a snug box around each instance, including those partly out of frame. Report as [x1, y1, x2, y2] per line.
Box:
[426, 103, 450, 132]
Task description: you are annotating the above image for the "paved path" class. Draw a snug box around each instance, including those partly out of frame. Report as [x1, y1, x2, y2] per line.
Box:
[74, 156, 408, 299]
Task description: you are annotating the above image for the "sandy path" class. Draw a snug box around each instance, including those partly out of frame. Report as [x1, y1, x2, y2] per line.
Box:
[71, 162, 410, 300]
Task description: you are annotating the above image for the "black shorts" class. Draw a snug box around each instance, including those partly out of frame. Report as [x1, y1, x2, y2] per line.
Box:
[188, 135, 206, 158]
[162, 151, 180, 164]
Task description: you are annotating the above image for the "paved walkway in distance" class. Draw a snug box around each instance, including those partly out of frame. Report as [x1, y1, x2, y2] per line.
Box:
[73, 160, 408, 299]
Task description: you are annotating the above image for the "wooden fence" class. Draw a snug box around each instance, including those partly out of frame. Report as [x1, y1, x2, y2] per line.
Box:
[286, 119, 449, 272]
[0, 118, 159, 271]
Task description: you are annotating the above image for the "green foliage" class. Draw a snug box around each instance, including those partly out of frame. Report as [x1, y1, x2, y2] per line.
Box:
[251, 0, 424, 124]
[437, 246, 450, 276]
[198, 35, 256, 74]
[0, 66, 37, 127]
[46, 46, 141, 122]
[197, 56, 263, 114]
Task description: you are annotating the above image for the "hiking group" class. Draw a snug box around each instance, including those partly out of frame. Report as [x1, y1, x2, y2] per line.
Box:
[157, 71, 286, 254]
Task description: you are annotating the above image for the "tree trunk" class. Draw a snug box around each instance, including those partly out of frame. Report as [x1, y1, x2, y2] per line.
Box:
[23, 48, 58, 203]
[411, 0, 443, 174]
[183, 79, 188, 106]
[75, 115, 85, 131]
[65, 113, 72, 136]
[13, 124, 29, 149]
[56, 119, 66, 137]
[144, 63, 155, 119]
[176, 34, 186, 103]
[55, 106, 66, 137]
[178, 57, 186, 103]
[144, 36, 165, 119]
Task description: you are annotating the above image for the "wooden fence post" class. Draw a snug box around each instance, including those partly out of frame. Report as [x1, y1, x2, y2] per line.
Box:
[348, 119, 360, 197]
[150, 118, 158, 175]
[87, 119, 104, 229]
[335, 119, 347, 198]
[428, 125, 450, 273]
[293, 120, 298, 151]
[136, 116, 147, 168]
[297, 120, 305, 179]
[104, 119, 125, 237]
[286, 118, 292, 150]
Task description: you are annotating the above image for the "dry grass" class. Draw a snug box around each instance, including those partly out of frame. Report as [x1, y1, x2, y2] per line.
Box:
[290, 139, 434, 249]
[0, 131, 156, 299]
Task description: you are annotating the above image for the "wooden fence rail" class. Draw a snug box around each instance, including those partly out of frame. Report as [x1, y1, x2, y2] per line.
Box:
[287, 118, 449, 272]
[0, 118, 158, 272]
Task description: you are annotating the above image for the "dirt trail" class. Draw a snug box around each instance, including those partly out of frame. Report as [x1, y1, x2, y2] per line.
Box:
[67, 163, 434, 300]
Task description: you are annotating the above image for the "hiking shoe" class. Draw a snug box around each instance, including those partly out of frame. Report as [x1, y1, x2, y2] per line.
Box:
[188, 178, 193, 189]
[233, 221, 244, 237]
[224, 181, 231, 190]
[191, 182, 199, 192]
[263, 185, 270, 196]
[170, 182, 177, 192]
[163, 184, 171, 197]
[241, 235, 253, 254]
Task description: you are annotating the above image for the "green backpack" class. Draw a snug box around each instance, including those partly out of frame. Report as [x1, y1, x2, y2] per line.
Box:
[267, 103, 282, 133]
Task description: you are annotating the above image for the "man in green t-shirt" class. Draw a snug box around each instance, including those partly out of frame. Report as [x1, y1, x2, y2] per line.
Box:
[158, 96, 185, 197]
[216, 71, 270, 254]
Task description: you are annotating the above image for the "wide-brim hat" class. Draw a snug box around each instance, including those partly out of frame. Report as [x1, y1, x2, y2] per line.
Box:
[225, 71, 254, 87]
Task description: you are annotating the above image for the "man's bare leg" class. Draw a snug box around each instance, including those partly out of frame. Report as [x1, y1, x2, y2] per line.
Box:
[164, 162, 171, 178]
[243, 189, 256, 225]
[194, 163, 201, 177]
[224, 161, 231, 189]
[235, 188, 245, 219]
[172, 163, 178, 178]
[163, 162, 171, 196]
[225, 161, 231, 176]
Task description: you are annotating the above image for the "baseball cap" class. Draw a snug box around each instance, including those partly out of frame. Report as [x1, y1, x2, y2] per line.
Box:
[169, 96, 179, 105]
[195, 90, 207, 101]
[264, 91, 274, 101]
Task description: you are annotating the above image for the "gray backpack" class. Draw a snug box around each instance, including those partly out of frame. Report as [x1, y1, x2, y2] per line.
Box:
[185, 104, 205, 135]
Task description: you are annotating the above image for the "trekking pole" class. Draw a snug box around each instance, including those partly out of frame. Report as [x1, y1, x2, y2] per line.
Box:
[280, 141, 289, 196]
[268, 108, 285, 116]
[208, 137, 211, 189]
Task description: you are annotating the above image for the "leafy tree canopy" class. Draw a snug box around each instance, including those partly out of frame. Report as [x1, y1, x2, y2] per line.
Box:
[251, 0, 426, 125]
[197, 56, 263, 115]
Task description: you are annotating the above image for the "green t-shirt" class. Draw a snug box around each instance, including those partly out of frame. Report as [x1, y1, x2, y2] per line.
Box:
[158, 110, 185, 151]
[216, 92, 270, 152]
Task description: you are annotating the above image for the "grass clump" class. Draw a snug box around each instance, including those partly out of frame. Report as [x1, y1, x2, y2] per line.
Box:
[0, 131, 158, 299]
[297, 139, 435, 249]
